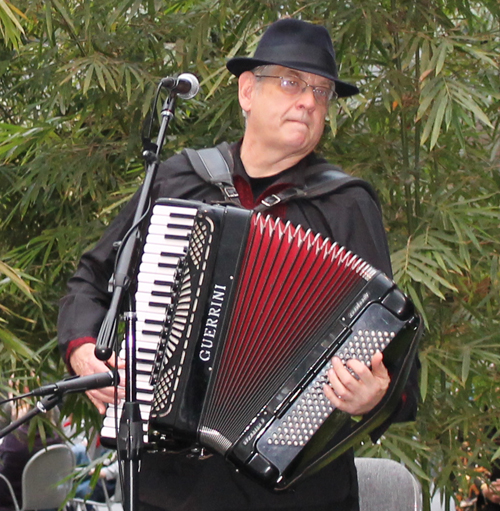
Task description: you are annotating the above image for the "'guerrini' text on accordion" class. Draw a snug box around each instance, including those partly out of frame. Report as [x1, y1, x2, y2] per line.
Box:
[100, 198, 422, 489]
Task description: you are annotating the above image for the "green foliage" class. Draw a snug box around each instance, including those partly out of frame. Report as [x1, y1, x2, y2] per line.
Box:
[0, 1, 26, 49]
[0, 1, 499, 509]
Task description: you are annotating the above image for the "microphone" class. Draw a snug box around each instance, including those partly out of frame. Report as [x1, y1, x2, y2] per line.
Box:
[160, 73, 200, 99]
[31, 371, 118, 397]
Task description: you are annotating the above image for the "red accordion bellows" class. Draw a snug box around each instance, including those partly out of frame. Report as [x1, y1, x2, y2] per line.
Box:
[203, 214, 372, 441]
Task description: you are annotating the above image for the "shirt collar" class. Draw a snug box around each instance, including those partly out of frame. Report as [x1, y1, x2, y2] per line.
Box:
[229, 140, 325, 188]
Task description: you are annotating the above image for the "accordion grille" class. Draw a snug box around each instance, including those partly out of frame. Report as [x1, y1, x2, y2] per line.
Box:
[152, 217, 214, 417]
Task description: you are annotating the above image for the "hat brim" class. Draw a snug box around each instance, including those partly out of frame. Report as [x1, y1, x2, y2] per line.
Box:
[226, 57, 360, 98]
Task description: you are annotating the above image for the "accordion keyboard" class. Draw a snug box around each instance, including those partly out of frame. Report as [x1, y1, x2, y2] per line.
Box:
[100, 202, 198, 446]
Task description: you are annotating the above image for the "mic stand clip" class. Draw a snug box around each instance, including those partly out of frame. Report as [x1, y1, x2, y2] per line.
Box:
[0, 393, 62, 440]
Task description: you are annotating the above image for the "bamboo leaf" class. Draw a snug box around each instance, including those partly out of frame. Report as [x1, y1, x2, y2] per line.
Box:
[435, 41, 449, 76]
[450, 85, 494, 128]
[461, 346, 471, 383]
[378, 439, 430, 480]
[420, 354, 429, 402]
[491, 445, 500, 462]
[0, 0, 25, 31]
[0, 261, 34, 300]
[0, 328, 36, 359]
[45, 0, 54, 45]
[125, 68, 132, 102]
[83, 64, 94, 94]
[101, 64, 117, 92]
[426, 354, 463, 386]
[364, 8, 372, 49]
[430, 89, 448, 149]
[51, 0, 77, 35]
[94, 62, 107, 91]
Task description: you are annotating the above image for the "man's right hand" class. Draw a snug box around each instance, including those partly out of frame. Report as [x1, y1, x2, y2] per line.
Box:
[69, 343, 125, 414]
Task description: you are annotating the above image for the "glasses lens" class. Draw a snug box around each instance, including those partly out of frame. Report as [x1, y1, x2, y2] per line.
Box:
[313, 87, 334, 106]
[256, 75, 336, 105]
[280, 78, 302, 94]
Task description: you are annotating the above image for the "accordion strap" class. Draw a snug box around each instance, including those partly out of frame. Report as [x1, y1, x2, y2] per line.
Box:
[183, 144, 380, 211]
[183, 143, 242, 207]
[255, 165, 381, 213]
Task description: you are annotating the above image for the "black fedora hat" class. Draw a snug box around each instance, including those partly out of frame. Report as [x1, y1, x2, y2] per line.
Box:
[226, 18, 359, 98]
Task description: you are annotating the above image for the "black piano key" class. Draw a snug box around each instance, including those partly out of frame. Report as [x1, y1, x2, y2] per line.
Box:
[152, 290, 171, 297]
[142, 330, 162, 336]
[153, 280, 172, 287]
[145, 319, 164, 325]
[167, 222, 193, 230]
[164, 234, 190, 241]
[148, 301, 169, 308]
[158, 262, 178, 268]
[171, 212, 196, 219]
[160, 251, 186, 258]
[139, 347, 157, 355]
[157, 265, 177, 271]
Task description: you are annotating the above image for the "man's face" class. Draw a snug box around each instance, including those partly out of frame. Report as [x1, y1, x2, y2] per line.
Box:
[239, 65, 333, 159]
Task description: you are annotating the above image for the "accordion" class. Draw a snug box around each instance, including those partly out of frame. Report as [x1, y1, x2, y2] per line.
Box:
[140, 198, 422, 489]
[99, 198, 421, 488]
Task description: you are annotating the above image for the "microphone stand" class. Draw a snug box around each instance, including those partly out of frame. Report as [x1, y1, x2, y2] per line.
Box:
[94, 89, 180, 511]
[0, 393, 62, 439]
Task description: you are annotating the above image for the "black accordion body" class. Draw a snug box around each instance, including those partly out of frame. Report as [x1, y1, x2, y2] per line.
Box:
[100, 198, 421, 489]
[142, 199, 422, 488]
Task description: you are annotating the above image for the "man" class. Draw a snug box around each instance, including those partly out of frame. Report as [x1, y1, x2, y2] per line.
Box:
[58, 18, 419, 511]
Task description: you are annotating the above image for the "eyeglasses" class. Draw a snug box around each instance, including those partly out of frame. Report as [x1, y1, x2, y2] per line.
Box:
[254, 74, 338, 106]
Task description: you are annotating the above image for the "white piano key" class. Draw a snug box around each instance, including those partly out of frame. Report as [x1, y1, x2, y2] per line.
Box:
[136, 321, 163, 334]
[136, 372, 153, 382]
[136, 335, 162, 347]
[137, 282, 172, 297]
[136, 361, 155, 374]
[151, 204, 198, 219]
[138, 261, 178, 277]
[105, 402, 150, 416]
[135, 333, 162, 343]
[136, 290, 171, 305]
[136, 303, 168, 317]
[136, 381, 154, 392]
[136, 299, 170, 312]
[137, 270, 176, 285]
[141, 253, 181, 267]
[136, 311, 166, 323]
[148, 222, 192, 235]
[145, 230, 190, 245]
[136, 350, 156, 362]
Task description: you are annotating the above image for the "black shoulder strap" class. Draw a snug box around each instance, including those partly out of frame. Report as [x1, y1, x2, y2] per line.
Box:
[183, 142, 242, 206]
[255, 164, 381, 213]
[183, 145, 378, 212]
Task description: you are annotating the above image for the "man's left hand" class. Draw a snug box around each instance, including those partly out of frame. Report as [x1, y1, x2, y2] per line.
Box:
[323, 351, 390, 415]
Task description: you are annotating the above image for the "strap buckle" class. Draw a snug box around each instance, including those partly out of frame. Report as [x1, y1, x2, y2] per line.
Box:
[222, 185, 240, 200]
[260, 194, 282, 208]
